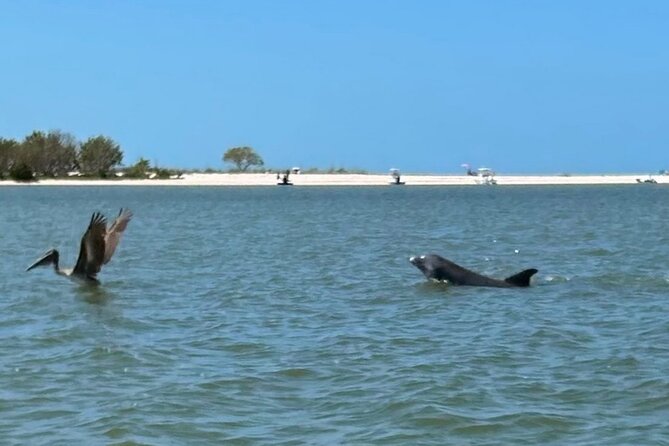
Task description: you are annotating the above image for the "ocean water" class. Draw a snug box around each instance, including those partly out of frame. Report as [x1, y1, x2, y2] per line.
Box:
[1, 185, 668, 445]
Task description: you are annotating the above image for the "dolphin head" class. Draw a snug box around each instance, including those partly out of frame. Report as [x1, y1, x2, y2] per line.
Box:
[410, 254, 448, 281]
[409, 254, 431, 275]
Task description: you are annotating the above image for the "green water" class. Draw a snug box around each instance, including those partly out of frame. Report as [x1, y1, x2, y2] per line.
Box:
[1, 185, 668, 445]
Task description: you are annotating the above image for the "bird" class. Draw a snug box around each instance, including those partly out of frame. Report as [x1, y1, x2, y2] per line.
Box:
[26, 209, 132, 284]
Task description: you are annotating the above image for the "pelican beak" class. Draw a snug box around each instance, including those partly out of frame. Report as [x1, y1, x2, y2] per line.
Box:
[26, 250, 55, 271]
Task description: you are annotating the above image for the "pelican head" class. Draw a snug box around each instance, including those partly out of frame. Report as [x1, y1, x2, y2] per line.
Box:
[26, 249, 60, 271]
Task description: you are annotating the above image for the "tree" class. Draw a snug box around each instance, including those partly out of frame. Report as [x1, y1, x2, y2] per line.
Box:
[45, 130, 78, 176]
[20, 130, 78, 177]
[79, 135, 123, 177]
[125, 157, 151, 178]
[222, 146, 264, 172]
[18, 131, 48, 175]
[9, 162, 35, 182]
[0, 137, 19, 179]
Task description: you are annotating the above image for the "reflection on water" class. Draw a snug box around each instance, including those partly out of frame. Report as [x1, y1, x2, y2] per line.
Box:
[75, 283, 116, 305]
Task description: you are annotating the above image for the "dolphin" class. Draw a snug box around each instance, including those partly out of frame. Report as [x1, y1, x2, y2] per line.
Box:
[409, 254, 537, 288]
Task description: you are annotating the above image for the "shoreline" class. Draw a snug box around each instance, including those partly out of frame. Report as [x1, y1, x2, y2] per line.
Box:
[1, 173, 667, 187]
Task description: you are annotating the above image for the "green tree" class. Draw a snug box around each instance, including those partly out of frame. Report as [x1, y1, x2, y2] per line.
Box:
[0, 137, 19, 179]
[9, 162, 35, 182]
[18, 131, 47, 175]
[45, 130, 78, 176]
[79, 135, 123, 177]
[222, 146, 264, 172]
[125, 157, 151, 178]
[21, 130, 78, 177]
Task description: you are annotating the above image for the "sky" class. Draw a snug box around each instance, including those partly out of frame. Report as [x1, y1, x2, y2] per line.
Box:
[1, 0, 667, 173]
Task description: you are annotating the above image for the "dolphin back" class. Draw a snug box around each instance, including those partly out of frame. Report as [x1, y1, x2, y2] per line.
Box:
[504, 268, 538, 287]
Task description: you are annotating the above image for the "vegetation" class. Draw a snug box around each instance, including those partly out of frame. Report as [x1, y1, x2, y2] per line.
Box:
[79, 135, 123, 177]
[1, 130, 370, 181]
[124, 157, 151, 178]
[21, 130, 78, 177]
[0, 137, 19, 179]
[0, 129, 125, 181]
[122, 158, 182, 179]
[302, 166, 368, 174]
[9, 162, 35, 182]
[156, 167, 183, 179]
[0, 130, 182, 181]
[222, 146, 264, 171]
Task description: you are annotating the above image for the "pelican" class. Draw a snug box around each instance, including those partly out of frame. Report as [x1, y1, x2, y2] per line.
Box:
[26, 209, 132, 284]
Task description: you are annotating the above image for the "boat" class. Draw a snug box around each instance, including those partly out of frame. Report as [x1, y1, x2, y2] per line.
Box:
[474, 167, 497, 185]
[636, 176, 657, 184]
[461, 164, 497, 185]
[277, 170, 293, 186]
[389, 168, 405, 185]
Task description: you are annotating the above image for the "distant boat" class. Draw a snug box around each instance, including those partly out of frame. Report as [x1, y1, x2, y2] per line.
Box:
[462, 164, 497, 185]
[461, 163, 478, 176]
[277, 170, 293, 186]
[389, 168, 405, 185]
[636, 176, 657, 184]
[475, 167, 497, 185]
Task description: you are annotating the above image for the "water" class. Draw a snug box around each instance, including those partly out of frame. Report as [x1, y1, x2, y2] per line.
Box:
[1, 185, 668, 445]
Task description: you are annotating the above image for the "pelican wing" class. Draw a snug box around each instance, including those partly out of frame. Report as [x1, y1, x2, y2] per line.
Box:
[103, 208, 132, 264]
[73, 212, 107, 277]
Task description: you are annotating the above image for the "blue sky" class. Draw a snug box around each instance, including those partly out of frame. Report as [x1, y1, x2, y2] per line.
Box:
[1, 0, 667, 173]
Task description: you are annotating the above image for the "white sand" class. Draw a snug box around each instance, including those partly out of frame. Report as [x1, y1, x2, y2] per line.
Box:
[1, 173, 667, 186]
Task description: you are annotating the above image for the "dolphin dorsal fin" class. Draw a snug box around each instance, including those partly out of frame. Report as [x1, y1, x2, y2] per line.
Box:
[504, 268, 538, 287]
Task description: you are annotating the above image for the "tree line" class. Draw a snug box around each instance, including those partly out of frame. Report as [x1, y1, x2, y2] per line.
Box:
[2, 133, 360, 181]
[0, 130, 124, 181]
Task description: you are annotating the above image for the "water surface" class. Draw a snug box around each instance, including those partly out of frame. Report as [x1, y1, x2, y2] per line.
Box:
[1, 185, 668, 445]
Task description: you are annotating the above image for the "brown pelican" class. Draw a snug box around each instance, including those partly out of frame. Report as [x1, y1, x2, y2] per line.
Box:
[26, 209, 132, 284]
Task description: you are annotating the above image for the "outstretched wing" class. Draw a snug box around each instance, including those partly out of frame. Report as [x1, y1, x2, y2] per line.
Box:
[103, 208, 132, 264]
[73, 212, 107, 277]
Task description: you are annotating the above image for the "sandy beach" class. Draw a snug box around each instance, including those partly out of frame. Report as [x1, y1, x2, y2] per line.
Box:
[1, 173, 667, 187]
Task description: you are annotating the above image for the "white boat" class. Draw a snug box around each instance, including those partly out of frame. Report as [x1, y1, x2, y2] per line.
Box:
[475, 167, 497, 185]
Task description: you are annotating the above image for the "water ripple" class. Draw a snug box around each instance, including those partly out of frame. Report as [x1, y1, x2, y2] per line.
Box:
[1, 186, 669, 444]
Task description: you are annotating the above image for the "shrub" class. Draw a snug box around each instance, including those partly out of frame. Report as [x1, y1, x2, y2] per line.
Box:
[9, 163, 35, 182]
